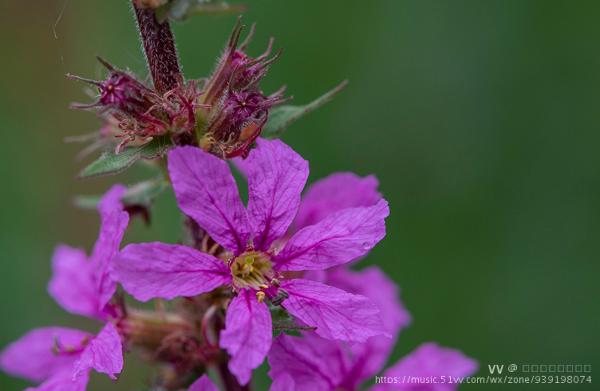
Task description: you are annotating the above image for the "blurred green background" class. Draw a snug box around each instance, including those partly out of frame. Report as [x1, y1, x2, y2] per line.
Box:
[1, 0, 599, 390]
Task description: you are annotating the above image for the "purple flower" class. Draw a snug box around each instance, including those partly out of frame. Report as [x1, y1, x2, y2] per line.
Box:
[318, 267, 411, 386]
[113, 139, 390, 384]
[268, 265, 412, 391]
[1, 185, 128, 389]
[270, 336, 477, 391]
[269, 204, 476, 391]
[0, 324, 123, 391]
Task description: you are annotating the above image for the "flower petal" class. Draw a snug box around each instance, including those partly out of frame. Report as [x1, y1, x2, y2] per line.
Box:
[294, 172, 381, 230]
[242, 139, 308, 251]
[268, 334, 347, 391]
[374, 343, 478, 391]
[113, 243, 231, 302]
[0, 327, 91, 382]
[26, 370, 89, 391]
[91, 185, 130, 312]
[269, 373, 296, 391]
[74, 323, 123, 380]
[189, 374, 219, 391]
[274, 200, 389, 271]
[320, 267, 412, 386]
[324, 266, 411, 338]
[48, 245, 99, 319]
[168, 146, 250, 254]
[269, 268, 411, 390]
[220, 290, 272, 385]
[281, 279, 386, 342]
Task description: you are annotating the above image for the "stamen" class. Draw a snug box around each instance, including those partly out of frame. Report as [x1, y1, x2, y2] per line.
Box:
[256, 291, 266, 303]
[230, 251, 275, 290]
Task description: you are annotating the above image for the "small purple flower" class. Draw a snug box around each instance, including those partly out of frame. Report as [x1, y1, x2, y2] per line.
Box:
[270, 336, 477, 391]
[48, 185, 129, 320]
[113, 139, 390, 384]
[269, 265, 412, 391]
[1, 185, 128, 389]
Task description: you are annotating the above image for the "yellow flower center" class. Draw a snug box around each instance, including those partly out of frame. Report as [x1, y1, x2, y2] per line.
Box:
[230, 251, 275, 291]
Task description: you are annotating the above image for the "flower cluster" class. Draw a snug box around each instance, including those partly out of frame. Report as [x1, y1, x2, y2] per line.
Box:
[0, 138, 477, 390]
[1, 11, 478, 391]
[71, 21, 283, 158]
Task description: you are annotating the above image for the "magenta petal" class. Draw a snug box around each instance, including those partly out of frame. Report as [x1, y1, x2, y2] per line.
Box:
[168, 146, 251, 254]
[26, 370, 89, 391]
[0, 327, 91, 383]
[113, 243, 231, 302]
[74, 323, 123, 380]
[91, 184, 129, 312]
[295, 172, 381, 230]
[323, 267, 412, 386]
[269, 373, 296, 391]
[242, 139, 308, 250]
[268, 268, 410, 390]
[281, 279, 386, 342]
[268, 334, 347, 391]
[274, 200, 389, 271]
[48, 245, 99, 319]
[325, 266, 411, 338]
[377, 343, 479, 391]
[188, 374, 218, 391]
[220, 290, 272, 385]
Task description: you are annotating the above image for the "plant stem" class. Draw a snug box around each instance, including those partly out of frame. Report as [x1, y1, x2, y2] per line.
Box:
[130, 7, 252, 389]
[132, 1, 182, 93]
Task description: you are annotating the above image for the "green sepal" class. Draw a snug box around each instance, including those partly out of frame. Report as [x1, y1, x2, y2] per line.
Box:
[270, 305, 316, 337]
[78, 136, 172, 179]
[262, 80, 348, 139]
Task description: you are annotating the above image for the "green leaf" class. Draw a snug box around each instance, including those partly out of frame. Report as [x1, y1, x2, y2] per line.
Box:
[78, 136, 172, 179]
[74, 178, 169, 210]
[262, 80, 349, 139]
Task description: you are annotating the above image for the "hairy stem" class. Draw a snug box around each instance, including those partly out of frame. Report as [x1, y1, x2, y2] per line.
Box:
[129, 7, 252, 389]
[132, 1, 182, 93]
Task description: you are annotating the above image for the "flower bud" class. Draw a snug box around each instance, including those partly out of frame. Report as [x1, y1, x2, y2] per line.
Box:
[199, 21, 286, 158]
[70, 58, 202, 150]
